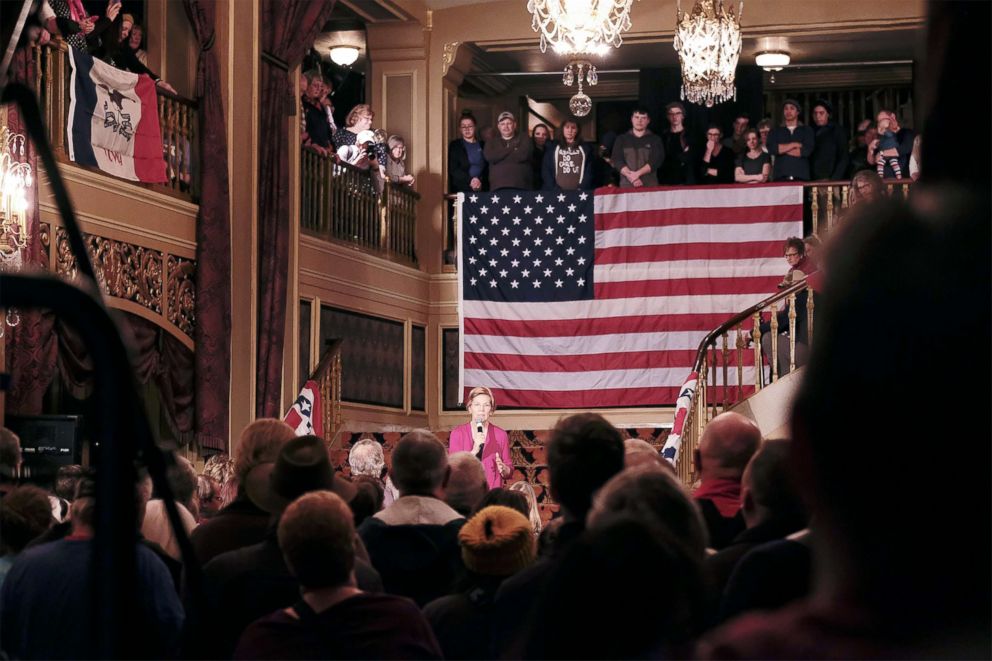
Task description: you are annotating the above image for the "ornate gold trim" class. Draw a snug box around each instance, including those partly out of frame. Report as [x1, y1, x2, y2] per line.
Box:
[441, 41, 460, 77]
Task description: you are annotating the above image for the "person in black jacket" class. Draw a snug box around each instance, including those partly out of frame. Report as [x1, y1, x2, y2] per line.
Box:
[810, 100, 849, 180]
[447, 112, 487, 193]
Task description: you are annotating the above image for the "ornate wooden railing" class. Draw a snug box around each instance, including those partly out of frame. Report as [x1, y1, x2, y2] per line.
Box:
[29, 39, 199, 201]
[807, 178, 911, 236]
[300, 150, 419, 266]
[673, 277, 816, 485]
[308, 339, 344, 449]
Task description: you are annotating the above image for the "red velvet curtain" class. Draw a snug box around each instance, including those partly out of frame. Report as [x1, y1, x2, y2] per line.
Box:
[54, 313, 195, 443]
[183, 0, 232, 452]
[255, 0, 336, 418]
[5, 47, 58, 415]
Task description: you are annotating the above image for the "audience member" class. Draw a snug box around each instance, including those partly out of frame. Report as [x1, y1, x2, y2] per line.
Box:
[524, 515, 707, 659]
[0, 475, 183, 659]
[756, 237, 814, 379]
[190, 419, 295, 565]
[848, 169, 885, 209]
[0, 485, 53, 587]
[802, 235, 821, 272]
[348, 438, 399, 508]
[0, 427, 21, 497]
[735, 128, 771, 183]
[848, 118, 876, 176]
[423, 506, 536, 659]
[142, 454, 198, 561]
[767, 98, 814, 181]
[705, 439, 806, 607]
[700, 124, 736, 184]
[203, 452, 237, 509]
[699, 187, 989, 658]
[385, 135, 416, 188]
[623, 437, 672, 472]
[868, 109, 913, 179]
[483, 111, 533, 191]
[810, 99, 849, 180]
[301, 70, 333, 157]
[47, 0, 118, 52]
[611, 105, 664, 188]
[333, 104, 386, 169]
[349, 476, 385, 527]
[692, 412, 760, 550]
[128, 22, 147, 65]
[757, 118, 772, 154]
[358, 430, 465, 606]
[234, 491, 441, 660]
[52, 463, 84, 521]
[448, 111, 487, 193]
[723, 112, 750, 156]
[541, 119, 594, 190]
[492, 413, 625, 656]
[718, 529, 813, 623]
[530, 123, 551, 190]
[445, 452, 488, 516]
[196, 473, 222, 521]
[474, 487, 528, 519]
[909, 134, 922, 181]
[508, 480, 542, 534]
[198, 434, 379, 659]
[659, 101, 696, 184]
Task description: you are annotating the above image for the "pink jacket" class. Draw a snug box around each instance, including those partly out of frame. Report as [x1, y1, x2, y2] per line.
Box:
[448, 422, 512, 489]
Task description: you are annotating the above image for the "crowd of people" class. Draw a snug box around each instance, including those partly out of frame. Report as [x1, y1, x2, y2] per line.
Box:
[300, 69, 416, 195]
[1, 178, 987, 657]
[448, 99, 919, 195]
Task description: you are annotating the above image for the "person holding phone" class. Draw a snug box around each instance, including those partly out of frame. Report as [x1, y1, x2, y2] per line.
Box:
[447, 386, 512, 489]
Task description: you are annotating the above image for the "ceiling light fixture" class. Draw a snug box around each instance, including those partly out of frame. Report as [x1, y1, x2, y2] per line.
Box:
[673, 0, 743, 108]
[754, 36, 790, 83]
[562, 60, 598, 116]
[329, 46, 360, 67]
[527, 0, 636, 56]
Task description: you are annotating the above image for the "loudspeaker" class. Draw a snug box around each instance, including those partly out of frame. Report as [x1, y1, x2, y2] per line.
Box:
[5, 415, 83, 483]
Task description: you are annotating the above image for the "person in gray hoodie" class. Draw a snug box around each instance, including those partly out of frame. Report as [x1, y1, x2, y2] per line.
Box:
[611, 105, 665, 188]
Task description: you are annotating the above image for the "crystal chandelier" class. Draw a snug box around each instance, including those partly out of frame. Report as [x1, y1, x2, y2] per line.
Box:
[673, 0, 743, 107]
[0, 126, 32, 266]
[562, 60, 598, 116]
[0, 126, 31, 337]
[528, 0, 636, 56]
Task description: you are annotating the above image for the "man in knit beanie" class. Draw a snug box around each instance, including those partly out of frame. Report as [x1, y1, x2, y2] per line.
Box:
[423, 506, 536, 659]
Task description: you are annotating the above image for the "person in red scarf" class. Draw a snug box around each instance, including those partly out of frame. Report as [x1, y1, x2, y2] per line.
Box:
[447, 386, 512, 489]
[692, 411, 761, 550]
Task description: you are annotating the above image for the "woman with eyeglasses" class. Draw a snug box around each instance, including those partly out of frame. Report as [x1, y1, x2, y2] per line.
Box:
[700, 124, 736, 184]
[447, 111, 488, 193]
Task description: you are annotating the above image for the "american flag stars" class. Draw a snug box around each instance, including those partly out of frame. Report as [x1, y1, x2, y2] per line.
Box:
[461, 190, 596, 303]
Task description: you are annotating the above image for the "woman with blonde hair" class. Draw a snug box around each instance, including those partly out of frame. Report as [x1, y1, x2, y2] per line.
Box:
[509, 480, 543, 533]
[447, 386, 512, 489]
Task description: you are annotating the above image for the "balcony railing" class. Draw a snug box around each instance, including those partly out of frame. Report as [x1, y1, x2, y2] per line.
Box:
[29, 40, 199, 201]
[300, 150, 419, 266]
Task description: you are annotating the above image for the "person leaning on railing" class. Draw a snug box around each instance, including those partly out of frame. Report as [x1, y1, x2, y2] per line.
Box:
[541, 119, 594, 191]
[448, 111, 488, 194]
[747, 237, 815, 382]
[384, 135, 416, 188]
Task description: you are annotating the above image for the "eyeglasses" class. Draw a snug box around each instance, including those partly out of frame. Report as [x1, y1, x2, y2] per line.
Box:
[785, 252, 801, 257]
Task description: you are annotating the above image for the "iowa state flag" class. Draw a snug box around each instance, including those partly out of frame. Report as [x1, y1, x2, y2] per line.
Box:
[67, 48, 167, 183]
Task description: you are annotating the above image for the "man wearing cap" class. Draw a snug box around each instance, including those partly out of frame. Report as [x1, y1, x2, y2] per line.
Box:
[196, 435, 382, 659]
[234, 491, 442, 659]
[483, 112, 534, 190]
[766, 99, 815, 181]
[612, 105, 664, 188]
[359, 430, 466, 607]
[810, 100, 849, 180]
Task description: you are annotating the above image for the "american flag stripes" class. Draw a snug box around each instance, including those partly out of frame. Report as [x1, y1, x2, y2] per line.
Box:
[458, 184, 804, 408]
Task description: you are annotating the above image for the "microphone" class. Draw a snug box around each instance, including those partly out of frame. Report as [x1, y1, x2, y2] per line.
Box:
[475, 418, 484, 435]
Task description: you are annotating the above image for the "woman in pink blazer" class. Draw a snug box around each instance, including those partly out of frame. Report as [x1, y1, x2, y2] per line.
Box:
[448, 386, 512, 489]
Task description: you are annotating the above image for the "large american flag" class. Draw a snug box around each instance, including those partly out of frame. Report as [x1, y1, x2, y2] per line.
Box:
[458, 184, 804, 408]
